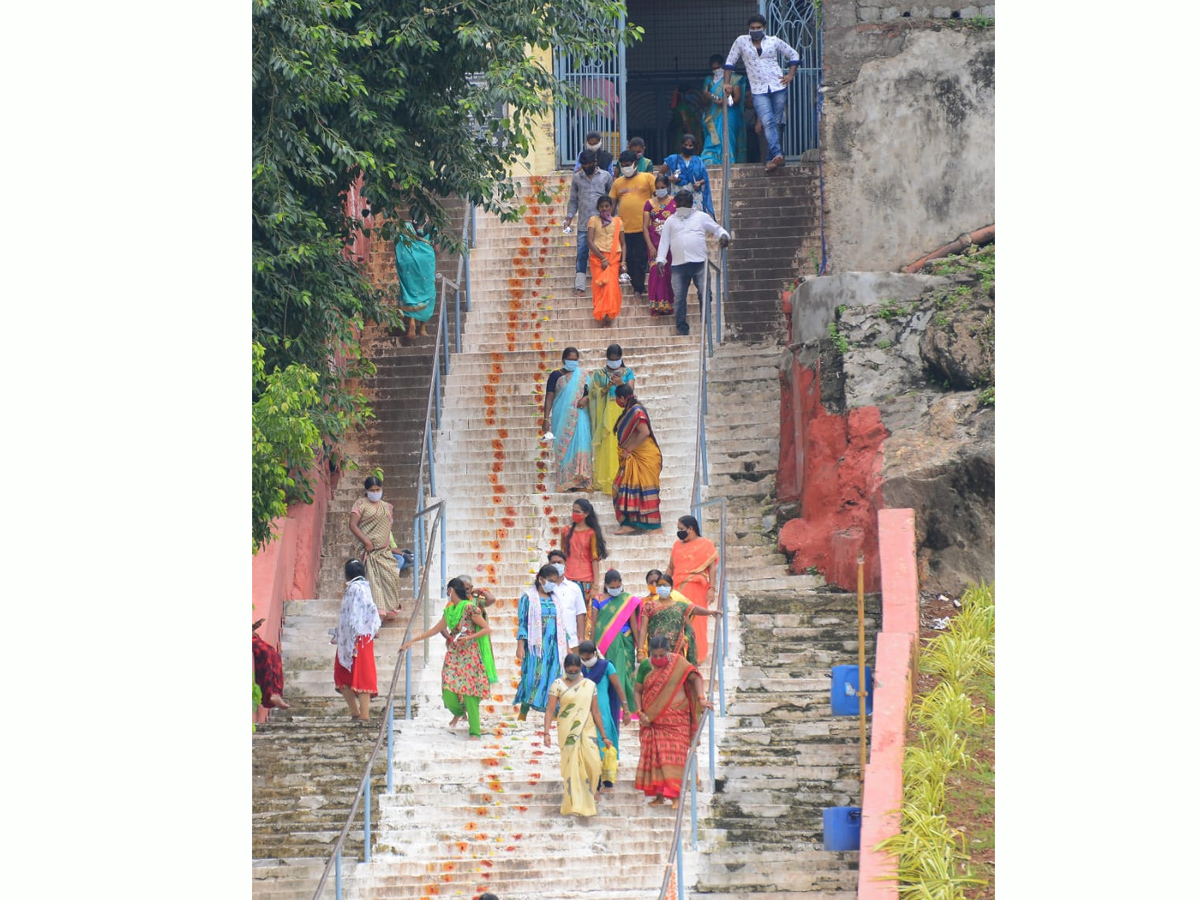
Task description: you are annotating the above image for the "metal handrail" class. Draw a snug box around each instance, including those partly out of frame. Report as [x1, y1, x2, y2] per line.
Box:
[311, 500, 445, 900]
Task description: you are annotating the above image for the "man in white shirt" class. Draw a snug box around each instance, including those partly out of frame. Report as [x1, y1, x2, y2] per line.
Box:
[723, 13, 801, 172]
[548, 549, 586, 651]
[653, 190, 730, 336]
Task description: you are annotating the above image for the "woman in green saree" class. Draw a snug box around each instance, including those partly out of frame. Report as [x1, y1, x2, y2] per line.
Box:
[588, 568, 643, 713]
[639, 571, 721, 667]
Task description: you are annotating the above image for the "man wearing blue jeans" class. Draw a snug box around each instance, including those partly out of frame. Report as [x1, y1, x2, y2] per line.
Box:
[653, 191, 731, 336]
[562, 149, 615, 292]
[724, 13, 800, 172]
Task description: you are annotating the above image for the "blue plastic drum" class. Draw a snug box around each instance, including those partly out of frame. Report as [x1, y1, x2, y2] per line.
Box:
[831, 664, 873, 716]
[822, 806, 862, 851]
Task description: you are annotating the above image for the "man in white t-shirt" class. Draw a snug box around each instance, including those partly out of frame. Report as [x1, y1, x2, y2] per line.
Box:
[548, 549, 587, 650]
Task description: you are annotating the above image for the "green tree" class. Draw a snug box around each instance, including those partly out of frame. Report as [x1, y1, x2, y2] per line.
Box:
[252, 0, 638, 550]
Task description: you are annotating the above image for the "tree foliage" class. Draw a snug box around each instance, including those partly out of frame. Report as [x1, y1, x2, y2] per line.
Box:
[252, 0, 639, 550]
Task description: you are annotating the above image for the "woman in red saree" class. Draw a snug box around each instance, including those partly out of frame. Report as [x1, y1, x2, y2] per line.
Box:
[633, 636, 712, 807]
[666, 514, 720, 663]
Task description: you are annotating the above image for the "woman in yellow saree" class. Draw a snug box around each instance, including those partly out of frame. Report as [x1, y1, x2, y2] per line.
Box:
[634, 636, 712, 808]
[587, 343, 636, 496]
[666, 515, 720, 663]
[612, 384, 662, 534]
[543, 653, 614, 816]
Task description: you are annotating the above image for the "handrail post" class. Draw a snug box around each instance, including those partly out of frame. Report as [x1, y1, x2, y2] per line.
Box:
[433, 362, 441, 431]
[405, 648, 415, 720]
[455, 288, 462, 354]
[386, 701, 395, 792]
[676, 840, 685, 900]
[440, 289, 450, 375]
[427, 429, 437, 498]
[708, 710, 716, 782]
[718, 503, 728, 717]
[690, 752, 698, 848]
[363, 774, 371, 863]
[335, 851, 342, 900]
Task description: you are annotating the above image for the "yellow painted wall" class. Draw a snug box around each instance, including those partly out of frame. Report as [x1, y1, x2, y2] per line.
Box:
[510, 45, 560, 178]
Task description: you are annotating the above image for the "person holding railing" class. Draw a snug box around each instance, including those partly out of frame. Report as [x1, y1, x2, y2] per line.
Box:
[401, 578, 495, 739]
[666, 515, 720, 664]
[543, 652, 613, 817]
[333, 559, 381, 723]
[640, 571, 722, 667]
[633, 636, 713, 809]
[653, 190, 731, 337]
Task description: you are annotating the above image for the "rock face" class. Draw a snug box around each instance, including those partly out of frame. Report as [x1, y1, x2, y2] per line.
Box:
[779, 260, 994, 594]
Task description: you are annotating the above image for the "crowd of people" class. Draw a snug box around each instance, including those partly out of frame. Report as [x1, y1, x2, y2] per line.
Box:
[559, 14, 803, 333]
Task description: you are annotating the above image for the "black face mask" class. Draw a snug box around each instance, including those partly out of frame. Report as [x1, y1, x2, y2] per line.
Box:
[681, 145, 694, 157]
[583, 165, 596, 174]
[677, 529, 689, 541]
[749, 29, 765, 41]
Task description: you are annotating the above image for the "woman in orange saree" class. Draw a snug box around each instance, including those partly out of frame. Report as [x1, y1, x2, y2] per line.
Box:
[586, 195, 626, 326]
[666, 514, 720, 663]
[633, 636, 712, 808]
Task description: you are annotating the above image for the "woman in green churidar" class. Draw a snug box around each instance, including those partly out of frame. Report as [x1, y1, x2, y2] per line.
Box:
[588, 568, 642, 716]
[578, 638, 632, 792]
[639, 571, 721, 667]
[395, 220, 437, 340]
[587, 343, 635, 496]
[401, 578, 496, 739]
[543, 653, 614, 817]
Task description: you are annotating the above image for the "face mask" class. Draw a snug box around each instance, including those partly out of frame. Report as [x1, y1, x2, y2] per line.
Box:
[539, 579, 553, 593]
[367, 490, 383, 502]
[583, 165, 596, 175]
[606, 358, 622, 369]
[571, 511, 585, 523]
[621, 165, 635, 177]
[553, 563, 566, 577]
[655, 188, 668, 198]
[563, 359, 579, 372]
[675, 207, 695, 219]
[606, 586, 622, 597]
[681, 146, 694, 157]
[677, 529, 689, 541]
[581, 656, 596, 666]
[712, 68, 722, 77]
[587, 141, 601, 150]
[650, 656, 669, 668]
[564, 670, 581, 680]
[749, 29, 765, 41]
[656, 585, 671, 598]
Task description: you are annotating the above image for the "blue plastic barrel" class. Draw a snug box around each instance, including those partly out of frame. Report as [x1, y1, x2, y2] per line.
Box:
[830, 664, 873, 716]
[823, 806, 862, 851]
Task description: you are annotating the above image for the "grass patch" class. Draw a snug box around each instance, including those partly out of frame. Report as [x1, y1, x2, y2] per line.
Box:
[877, 582, 995, 900]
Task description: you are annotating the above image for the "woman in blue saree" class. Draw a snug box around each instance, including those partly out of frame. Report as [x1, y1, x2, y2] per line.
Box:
[395, 221, 437, 340]
[515, 564, 570, 719]
[542, 346, 593, 492]
[701, 55, 746, 167]
[663, 135, 714, 218]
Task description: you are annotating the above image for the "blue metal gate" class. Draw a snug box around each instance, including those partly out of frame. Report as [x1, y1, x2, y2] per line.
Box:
[761, 0, 822, 157]
[553, 12, 627, 167]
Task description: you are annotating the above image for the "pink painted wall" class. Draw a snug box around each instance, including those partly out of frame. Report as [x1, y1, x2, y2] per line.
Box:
[252, 465, 338, 722]
[858, 508, 920, 900]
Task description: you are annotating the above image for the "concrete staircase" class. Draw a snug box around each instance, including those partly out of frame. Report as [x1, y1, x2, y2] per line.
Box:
[254, 170, 869, 900]
[723, 164, 821, 343]
[252, 599, 417, 900]
[315, 201, 469, 601]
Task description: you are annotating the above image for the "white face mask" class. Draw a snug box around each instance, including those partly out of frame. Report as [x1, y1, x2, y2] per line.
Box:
[656, 585, 672, 598]
[607, 586, 622, 596]
[539, 579, 553, 594]
[655, 188, 668, 198]
[606, 359, 622, 369]
[587, 141, 601, 150]
[552, 563, 566, 577]
[367, 490, 383, 502]
[581, 656, 596, 666]
[621, 165, 635, 177]
[564, 670, 581, 680]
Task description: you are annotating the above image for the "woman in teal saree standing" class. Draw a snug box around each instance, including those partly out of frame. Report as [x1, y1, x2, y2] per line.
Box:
[701, 54, 746, 166]
[542, 346, 593, 492]
[395, 221, 437, 340]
